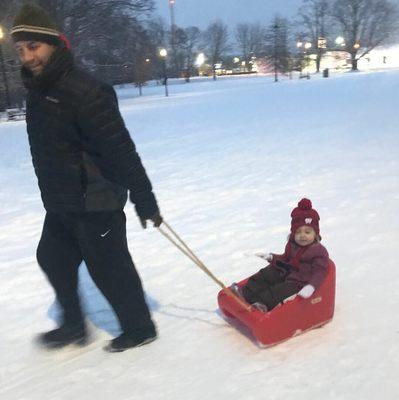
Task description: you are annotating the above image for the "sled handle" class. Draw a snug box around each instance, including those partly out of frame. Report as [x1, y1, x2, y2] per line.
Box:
[158, 221, 252, 311]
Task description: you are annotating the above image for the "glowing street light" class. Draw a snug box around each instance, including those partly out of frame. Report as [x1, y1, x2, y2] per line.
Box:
[0, 26, 11, 109]
[335, 36, 345, 46]
[353, 42, 360, 50]
[159, 48, 168, 97]
[195, 53, 205, 68]
[296, 39, 311, 79]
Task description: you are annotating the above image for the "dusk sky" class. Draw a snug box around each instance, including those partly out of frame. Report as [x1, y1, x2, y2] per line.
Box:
[155, 0, 303, 28]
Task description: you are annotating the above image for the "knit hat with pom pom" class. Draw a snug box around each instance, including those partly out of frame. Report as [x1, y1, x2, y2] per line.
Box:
[290, 198, 320, 238]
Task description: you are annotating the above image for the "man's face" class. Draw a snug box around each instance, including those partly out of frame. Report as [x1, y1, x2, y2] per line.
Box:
[15, 41, 56, 76]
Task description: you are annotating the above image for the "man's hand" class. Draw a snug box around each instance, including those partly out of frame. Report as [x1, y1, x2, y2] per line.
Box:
[140, 211, 163, 229]
[130, 190, 162, 229]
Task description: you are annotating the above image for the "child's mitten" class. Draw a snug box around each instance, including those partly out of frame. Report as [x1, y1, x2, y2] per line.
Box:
[255, 252, 273, 262]
[298, 284, 315, 298]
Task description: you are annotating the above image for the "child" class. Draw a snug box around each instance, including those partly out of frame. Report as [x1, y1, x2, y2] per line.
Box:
[239, 198, 329, 312]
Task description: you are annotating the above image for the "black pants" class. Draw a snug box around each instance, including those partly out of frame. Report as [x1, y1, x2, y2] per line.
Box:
[242, 265, 302, 310]
[36, 210, 155, 334]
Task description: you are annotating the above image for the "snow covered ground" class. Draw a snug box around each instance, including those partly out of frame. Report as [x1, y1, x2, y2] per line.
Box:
[0, 70, 398, 399]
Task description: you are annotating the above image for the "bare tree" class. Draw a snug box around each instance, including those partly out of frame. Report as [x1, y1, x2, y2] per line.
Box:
[183, 26, 201, 81]
[132, 57, 152, 95]
[168, 26, 188, 77]
[0, 0, 25, 109]
[146, 17, 168, 49]
[145, 17, 168, 81]
[0, 0, 22, 21]
[234, 22, 265, 71]
[264, 16, 292, 81]
[297, 0, 330, 72]
[203, 20, 230, 80]
[331, 0, 399, 70]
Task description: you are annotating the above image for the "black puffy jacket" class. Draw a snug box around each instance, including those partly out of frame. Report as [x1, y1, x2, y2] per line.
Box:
[22, 46, 159, 218]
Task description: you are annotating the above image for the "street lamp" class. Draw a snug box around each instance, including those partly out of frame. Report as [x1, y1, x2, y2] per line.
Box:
[273, 23, 279, 82]
[169, 0, 176, 73]
[0, 26, 11, 109]
[296, 41, 304, 77]
[169, 0, 176, 39]
[159, 48, 168, 97]
[296, 41, 311, 79]
[195, 53, 205, 68]
[335, 36, 345, 47]
[304, 43, 312, 78]
[195, 53, 205, 76]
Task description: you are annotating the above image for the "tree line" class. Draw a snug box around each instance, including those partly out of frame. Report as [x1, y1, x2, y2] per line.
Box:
[0, 0, 398, 109]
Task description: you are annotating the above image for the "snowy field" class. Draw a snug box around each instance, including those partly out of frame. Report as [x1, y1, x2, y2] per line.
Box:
[0, 70, 398, 399]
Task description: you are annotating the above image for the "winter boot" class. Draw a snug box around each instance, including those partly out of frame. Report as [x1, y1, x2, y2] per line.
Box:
[251, 302, 268, 312]
[230, 283, 244, 299]
[104, 327, 157, 353]
[37, 322, 88, 349]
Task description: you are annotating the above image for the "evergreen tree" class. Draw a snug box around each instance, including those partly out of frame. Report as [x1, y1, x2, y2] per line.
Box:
[203, 20, 230, 80]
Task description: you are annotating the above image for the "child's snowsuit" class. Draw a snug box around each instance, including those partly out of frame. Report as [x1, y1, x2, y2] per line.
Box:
[242, 239, 329, 310]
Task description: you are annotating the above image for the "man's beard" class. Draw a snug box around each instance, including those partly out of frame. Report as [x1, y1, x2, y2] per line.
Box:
[24, 62, 44, 76]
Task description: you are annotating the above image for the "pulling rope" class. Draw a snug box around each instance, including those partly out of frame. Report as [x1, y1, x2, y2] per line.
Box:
[158, 221, 252, 311]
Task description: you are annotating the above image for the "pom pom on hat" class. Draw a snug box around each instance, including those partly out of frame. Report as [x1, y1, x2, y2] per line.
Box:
[297, 198, 312, 210]
[291, 198, 320, 238]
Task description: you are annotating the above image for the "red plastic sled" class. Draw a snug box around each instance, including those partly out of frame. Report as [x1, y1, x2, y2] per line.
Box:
[217, 259, 336, 347]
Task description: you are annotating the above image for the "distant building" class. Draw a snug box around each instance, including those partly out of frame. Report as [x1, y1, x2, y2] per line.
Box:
[358, 45, 399, 70]
[291, 45, 399, 73]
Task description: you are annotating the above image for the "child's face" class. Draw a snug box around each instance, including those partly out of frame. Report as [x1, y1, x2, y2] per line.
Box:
[294, 225, 317, 246]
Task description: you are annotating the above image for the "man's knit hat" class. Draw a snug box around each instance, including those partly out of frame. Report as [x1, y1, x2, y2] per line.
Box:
[11, 3, 61, 46]
[290, 198, 320, 238]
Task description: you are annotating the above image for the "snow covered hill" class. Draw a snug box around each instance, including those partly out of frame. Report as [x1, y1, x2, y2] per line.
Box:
[0, 71, 398, 400]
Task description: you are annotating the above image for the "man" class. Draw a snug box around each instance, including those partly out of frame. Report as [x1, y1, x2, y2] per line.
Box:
[11, 3, 162, 352]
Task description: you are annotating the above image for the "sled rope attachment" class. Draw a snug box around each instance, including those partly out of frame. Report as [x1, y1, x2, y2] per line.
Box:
[158, 221, 252, 311]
